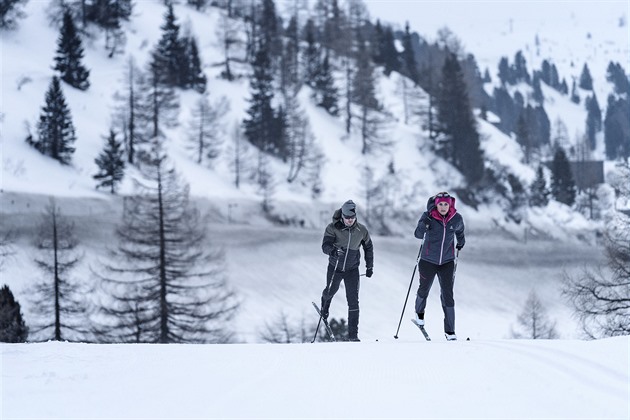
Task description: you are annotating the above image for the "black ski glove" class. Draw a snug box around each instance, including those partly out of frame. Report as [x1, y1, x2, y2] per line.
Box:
[366, 267, 373, 278]
[456, 243, 464, 251]
[331, 247, 345, 258]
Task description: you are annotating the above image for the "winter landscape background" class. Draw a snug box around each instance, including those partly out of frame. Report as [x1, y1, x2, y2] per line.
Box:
[1, 0, 629, 419]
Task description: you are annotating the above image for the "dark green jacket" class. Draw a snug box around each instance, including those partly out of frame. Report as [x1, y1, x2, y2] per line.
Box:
[322, 209, 374, 272]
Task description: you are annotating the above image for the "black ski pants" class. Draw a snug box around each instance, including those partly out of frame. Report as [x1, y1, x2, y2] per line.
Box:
[414, 259, 456, 333]
[321, 265, 360, 339]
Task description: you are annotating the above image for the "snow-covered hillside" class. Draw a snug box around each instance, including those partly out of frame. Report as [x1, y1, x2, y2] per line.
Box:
[2, 1, 626, 218]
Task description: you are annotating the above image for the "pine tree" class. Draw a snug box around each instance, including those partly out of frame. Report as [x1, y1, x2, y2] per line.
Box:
[243, 43, 284, 157]
[529, 165, 550, 207]
[516, 113, 532, 164]
[570, 79, 580, 104]
[302, 18, 320, 88]
[151, 3, 185, 88]
[606, 61, 630, 95]
[93, 129, 125, 193]
[604, 95, 630, 160]
[512, 50, 530, 84]
[436, 53, 484, 185]
[280, 15, 300, 95]
[32, 76, 77, 165]
[0, 285, 29, 342]
[400, 22, 419, 85]
[314, 51, 339, 116]
[375, 23, 399, 76]
[182, 35, 207, 93]
[97, 151, 239, 343]
[585, 94, 602, 151]
[29, 200, 88, 342]
[532, 72, 544, 103]
[578, 63, 593, 90]
[551, 147, 577, 206]
[53, 10, 90, 90]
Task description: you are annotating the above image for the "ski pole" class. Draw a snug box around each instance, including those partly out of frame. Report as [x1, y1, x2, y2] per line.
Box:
[452, 248, 460, 284]
[394, 231, 426, 339]
[312, 250, 341, 343]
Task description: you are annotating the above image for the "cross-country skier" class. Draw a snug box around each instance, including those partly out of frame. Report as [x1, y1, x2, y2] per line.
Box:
[320, 200, 374, 342]
[414, 192, 465, 340]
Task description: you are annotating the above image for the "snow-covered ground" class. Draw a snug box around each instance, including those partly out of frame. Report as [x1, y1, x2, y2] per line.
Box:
[2, 337, 628, 419]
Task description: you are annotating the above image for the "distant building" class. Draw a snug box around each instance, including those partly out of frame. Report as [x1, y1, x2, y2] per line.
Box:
[544, 160, 605, 191]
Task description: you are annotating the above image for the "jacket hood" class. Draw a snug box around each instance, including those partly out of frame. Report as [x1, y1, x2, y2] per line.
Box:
[427, 195, 457, 212]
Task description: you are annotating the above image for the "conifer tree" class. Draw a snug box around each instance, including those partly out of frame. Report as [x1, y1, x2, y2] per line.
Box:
[604, 95, 630, 160]
[606, 61, 630, 95]
[498, 56, 512, 85]
[578, 63, 593, 90]
[97, 151, 239, 343]
[151, 3, 185, 88]
[280, 15, 300, 95]
[512, 50, 530, 84]
[31, 76, 77, 165]
[302, 18, 320, 88]
[515, 113, 532, 164]
[0, 285, 29, 342]
[436, 53, 484, 185]
[551, 147, 576, 206]
[375, 22, 399, 76]
[182, 35, 207, 93]
[314, 50, 339, 116]
[93, 129, 125, 194]
[243, 43, 284, 157]
[401, 22, 419, 85]
[585, 94, 602, 151]
[529, 165, 550, 207]
[29, 200, 88, 342]
[570, 79, 580, 104]
[532, 72, 544, 103]
[53, 10, 90, 90]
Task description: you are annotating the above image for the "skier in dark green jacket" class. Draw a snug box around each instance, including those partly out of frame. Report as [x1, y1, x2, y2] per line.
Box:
[320, 200, 374, 341]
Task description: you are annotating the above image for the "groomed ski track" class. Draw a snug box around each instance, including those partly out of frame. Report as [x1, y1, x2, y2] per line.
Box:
[2, 337, 628, 419]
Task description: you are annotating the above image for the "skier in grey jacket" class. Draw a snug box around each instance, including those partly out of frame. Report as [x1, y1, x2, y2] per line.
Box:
[414, 192, 465, 340]
[320, 200, 374, 341]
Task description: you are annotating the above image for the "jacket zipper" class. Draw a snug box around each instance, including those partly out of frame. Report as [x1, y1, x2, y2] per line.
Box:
[342, 230, 351, 271]
[438, 219, 446, 265]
